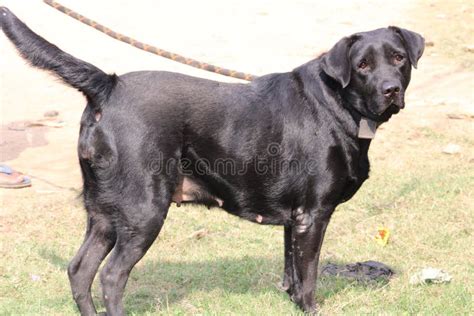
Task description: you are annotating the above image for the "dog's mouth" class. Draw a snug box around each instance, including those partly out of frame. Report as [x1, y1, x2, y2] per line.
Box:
[368, 98, 403, 122]
[386, 103, 401, 114]
[378, 104, 401, 122]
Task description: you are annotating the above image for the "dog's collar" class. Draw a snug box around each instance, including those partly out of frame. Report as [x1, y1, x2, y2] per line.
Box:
[342, 103, 380, 139]
[358, 117, 378, 139]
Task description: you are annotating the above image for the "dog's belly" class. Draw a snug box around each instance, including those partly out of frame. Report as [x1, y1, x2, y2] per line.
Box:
[171, 175, 291, 225]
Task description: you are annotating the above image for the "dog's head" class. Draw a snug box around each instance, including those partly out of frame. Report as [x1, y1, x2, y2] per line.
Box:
[320, 27, 425, 122]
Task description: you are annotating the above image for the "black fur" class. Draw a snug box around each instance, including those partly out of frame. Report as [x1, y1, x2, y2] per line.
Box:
[0, 6, 424, 315]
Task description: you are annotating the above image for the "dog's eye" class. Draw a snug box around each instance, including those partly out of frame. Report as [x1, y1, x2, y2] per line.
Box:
[358, 60, 368, 69]
[394, 53, 404, 62]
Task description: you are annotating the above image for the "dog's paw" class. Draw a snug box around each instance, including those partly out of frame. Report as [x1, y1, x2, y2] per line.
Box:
[291, 294, 318, 315]
[278, 280, 290, 292]
[278, 274, 292, 292]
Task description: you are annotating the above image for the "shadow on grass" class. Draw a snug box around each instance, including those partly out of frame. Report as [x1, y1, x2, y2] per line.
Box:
[124, 257, 390, 314]
[124, 256, 281, 313]
[38, 247, 70, 270]
[37, 247, 389, 314]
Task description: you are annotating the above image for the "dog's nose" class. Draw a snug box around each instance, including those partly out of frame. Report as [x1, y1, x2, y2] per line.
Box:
[382, 82, 400, 97]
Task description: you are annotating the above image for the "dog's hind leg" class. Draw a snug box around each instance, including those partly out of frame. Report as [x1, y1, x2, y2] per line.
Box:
[99, 198, 170, 316]
[68, 211, 116, 316]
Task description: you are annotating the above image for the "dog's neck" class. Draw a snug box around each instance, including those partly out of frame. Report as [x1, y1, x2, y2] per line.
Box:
[291, 66, 373, 180]
[291, 64, 379, 140]
[314, 68, 381, 139]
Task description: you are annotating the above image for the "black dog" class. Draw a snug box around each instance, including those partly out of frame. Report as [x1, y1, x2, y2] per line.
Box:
[0, 7, 424, 315]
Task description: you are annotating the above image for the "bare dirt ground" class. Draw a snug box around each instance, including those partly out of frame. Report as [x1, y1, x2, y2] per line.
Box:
[0, 0, 472, 193]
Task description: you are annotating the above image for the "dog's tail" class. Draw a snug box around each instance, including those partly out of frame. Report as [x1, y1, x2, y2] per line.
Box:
[0, 7, 117, 107]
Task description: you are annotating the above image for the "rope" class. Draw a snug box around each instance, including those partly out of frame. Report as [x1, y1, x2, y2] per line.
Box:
[43, 0, 257, 81]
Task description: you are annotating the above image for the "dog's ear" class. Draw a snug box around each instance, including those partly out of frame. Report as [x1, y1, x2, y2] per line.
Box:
[320, 35, 360, 88]
[389, 26, 425, 69]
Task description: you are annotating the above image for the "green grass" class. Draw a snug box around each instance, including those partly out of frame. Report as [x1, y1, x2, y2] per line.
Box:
[1, 103, 473, 315]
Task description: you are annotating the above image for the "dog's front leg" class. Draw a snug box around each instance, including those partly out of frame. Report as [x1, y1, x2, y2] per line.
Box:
[290, 208, 332, 314]
[281, 225, 294, 294]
